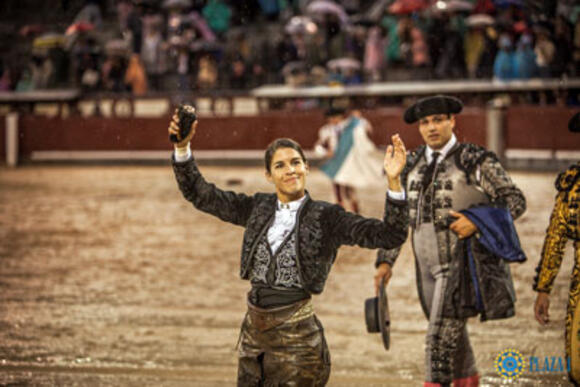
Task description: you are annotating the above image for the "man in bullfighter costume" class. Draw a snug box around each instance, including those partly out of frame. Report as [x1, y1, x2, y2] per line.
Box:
[374, 95, 527, 387]
[168, 108, 409, 386]
[534, 112, 580, 385]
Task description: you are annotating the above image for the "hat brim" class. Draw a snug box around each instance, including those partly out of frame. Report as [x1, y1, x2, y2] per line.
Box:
[364, 278, 390, 350]
[404, 95, 463, 124]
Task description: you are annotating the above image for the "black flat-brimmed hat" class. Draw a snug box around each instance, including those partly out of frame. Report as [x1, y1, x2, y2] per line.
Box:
[569, 112, 580, 133]
[325, 106, 347, 117]
[364, 277, 390, 350]
[404, 95, 463, 124]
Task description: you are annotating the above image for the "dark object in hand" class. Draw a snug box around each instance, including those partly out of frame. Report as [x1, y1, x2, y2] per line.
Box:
[169, 105, 197, 143]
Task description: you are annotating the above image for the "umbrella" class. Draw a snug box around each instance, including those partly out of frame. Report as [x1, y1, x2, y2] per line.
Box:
[105, 39, 129, 56]
[388, 0, 429, 15]
[473, 0, 495, 13]
[285, 16, 318, 34]
[282, 61, 308, 76]
[187, 12, 216, 41]
[306, 0, 349, 25]
[190, 40, 222, 53]
[162, 0, 192, 9]
[350, 14, 377, 27]
[33, 33, 65, 49]
[433, 0, 474, 13]
[493, 0, 524, 8]
[169, 35, 190, 48]
[65, 22, 94, 36]
[20, 24, 45, 37]
[327, 57, 361, 71]
[364, 0, 392, 22]
[513, 20, 528, 34]
[466, 13, 495, 27]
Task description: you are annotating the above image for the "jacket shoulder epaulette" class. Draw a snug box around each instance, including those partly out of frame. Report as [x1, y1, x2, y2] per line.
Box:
[555, 163, 580, 192]
[456, 143, 499, 176]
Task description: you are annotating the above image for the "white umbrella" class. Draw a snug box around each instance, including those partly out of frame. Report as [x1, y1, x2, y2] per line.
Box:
[327, 57, 361, 71]
[285, 16, 318, 34]
[105, 39, 129, 56]
[282, 61, 308, 76]
[433, 0, 474, 12]
[466, 14, 495, 27]
[306, 0, 349, 25]
[162, 0, 192, 9]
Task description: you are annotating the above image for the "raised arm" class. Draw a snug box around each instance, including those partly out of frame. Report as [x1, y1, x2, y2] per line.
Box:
[169, 110, 255, 226]
[330, 134, 409, 249]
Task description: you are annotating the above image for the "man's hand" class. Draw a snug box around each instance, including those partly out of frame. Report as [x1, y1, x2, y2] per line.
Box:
[168, 109, 197, 148]
[449, 210, 478, 239]
[384, 134, 406, 192]
[374, 263, 392, 296]
[534, 292, 550, 325]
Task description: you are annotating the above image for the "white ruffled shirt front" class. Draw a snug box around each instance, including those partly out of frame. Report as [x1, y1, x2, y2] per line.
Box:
[268, 196, 307, 253]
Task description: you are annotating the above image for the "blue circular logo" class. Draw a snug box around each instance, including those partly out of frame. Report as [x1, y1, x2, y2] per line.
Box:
[495, 349, 526, 381]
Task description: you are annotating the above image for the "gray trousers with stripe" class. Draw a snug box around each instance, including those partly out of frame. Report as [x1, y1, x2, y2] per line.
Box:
[414, 223, 478, 384]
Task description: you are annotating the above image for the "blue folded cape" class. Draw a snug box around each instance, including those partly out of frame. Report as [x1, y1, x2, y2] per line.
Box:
[460, 206, 527, 311]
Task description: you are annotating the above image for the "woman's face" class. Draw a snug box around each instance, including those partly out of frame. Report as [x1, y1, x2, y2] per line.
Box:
[266, 147, 308, 203]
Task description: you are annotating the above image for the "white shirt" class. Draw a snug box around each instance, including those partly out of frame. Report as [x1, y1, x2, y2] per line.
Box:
[268, 196, 307, 253]
[174, 146, 192, 162]
[425, 134, 457, 165]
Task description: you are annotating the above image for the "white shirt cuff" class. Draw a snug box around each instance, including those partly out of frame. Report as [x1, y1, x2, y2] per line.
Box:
[387, 190, 406, 201]
[174, 144, 191, 162]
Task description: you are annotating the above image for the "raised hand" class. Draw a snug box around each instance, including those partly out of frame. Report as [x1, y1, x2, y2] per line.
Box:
[168, 108, 197, 148]
[384, 134, 406, 191]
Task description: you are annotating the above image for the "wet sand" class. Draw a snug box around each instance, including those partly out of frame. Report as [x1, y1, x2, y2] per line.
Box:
[0, 164, 575, 386]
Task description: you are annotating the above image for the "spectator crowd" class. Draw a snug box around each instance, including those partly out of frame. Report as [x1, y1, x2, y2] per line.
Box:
[0, 0, 579, 94]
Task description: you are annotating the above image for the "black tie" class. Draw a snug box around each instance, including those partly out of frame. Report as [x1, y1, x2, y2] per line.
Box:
[422, 152, 440, 189]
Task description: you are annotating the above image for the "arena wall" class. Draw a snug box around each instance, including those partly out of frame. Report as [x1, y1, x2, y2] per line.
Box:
[0, 105, 577, 163]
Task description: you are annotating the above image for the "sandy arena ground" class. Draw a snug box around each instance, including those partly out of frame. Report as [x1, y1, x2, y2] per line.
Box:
[0, 164, 576, 386]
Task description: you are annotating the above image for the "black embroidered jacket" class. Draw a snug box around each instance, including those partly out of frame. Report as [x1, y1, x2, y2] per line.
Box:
[173, 157, 409, 294]
[376, 143, 527, 321]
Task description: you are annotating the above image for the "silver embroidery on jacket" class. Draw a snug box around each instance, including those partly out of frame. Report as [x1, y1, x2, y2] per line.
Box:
[250, 234, 302, 288]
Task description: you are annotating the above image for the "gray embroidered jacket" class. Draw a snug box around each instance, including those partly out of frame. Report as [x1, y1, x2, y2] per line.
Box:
[173, 156, 409, 295]
[376, 143, 526, 321]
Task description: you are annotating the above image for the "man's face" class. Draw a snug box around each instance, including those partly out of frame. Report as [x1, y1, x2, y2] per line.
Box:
[266, 147, 309, 202]
[418, 114, 455, 150]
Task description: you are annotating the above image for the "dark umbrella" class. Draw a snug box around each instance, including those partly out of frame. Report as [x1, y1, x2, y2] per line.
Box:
[187, 12, 216, 41]
[364, 0, 392, 22]
[19, 24, 45, 37]
[350, 14, 377, 27]
[190, 40, 222, 53]
[493, 0, 524, 8]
